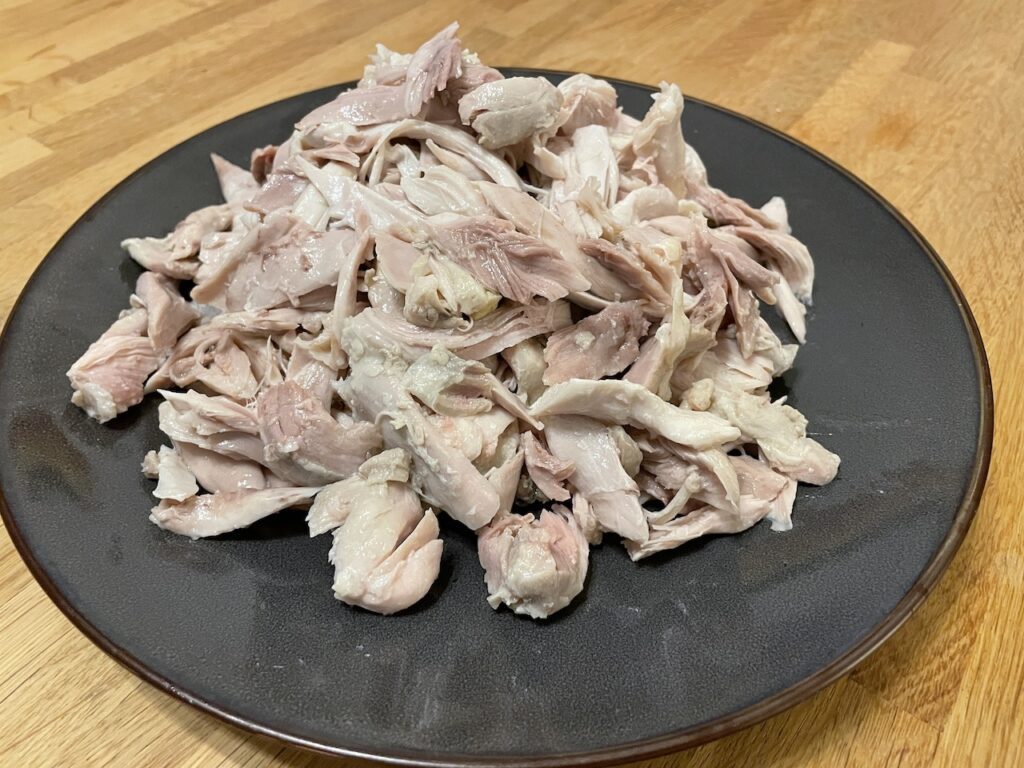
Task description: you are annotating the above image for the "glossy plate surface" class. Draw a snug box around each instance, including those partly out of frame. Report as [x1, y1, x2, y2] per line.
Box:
[0, 70, 992, 766]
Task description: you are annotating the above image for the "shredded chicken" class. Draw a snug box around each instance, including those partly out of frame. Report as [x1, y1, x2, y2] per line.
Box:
[69, 24, 838, 619]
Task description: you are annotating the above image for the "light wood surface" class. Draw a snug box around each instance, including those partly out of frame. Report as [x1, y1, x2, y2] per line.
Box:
[1, 1, 1020, 765]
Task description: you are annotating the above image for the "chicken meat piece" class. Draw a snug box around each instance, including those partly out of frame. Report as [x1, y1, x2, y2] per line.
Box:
[772, 273, 809, 343]
[618, 225, 682, 297]
[307, 448, 413, 536]
[578, 237, 672, 307]
[661, 441, 741, 511]
[299, 24, 462, 129]
[625, 455, 793, 560]
[424, 139, 490, 180]
[625, 279, 692, 399]
[122, 204, 233, 280]
[332, 503, 443, 615]
[160, 388, 259, 432]
[609, 425, 643, 477]
[298, 85, 408, 129]
[245, 171, 311, 217]
[174, 441, 266, 494]
[634, 437, 699, 499]
[143, 445, 199, 502]
[477, 182, 637, 306]
[210, 153, 259, 204]
[157, 390, 265, 465]
[484, 444, 525, 517]
[500, 338, 546, 404]
[191, 212, 346, 312]
[338, 328, 501, 530]
[346, 302, 572, 361]
[710, 389, 840, 485]
[559, 124, 619, 208]
[328, 227, 374, 328]
[151, 486, 319, 539]
[724, 225, 815, 302]
[542, 301, 649, 384]
[653, 214, 785, 304]
[363, 120, 524, 189]
[459, 76, 563, 150]
[428, 409, 517, 466]
[365, 267, 405, 313]
[759, 196, 790, 231]
[477, 505, 588, 619]
[299, 162, 424, 236]
[629, 82, 689, 198]
[402, 345, 540, 428]
[544, 415, 647, 542]
[401, 166, 491, 217]
[359, 44, 412, 87]
[446, 51, 503, 102]
[699, 228, 781, 305]
[404, 253, 501, 329]
[375, 233, 439, 292]
[238, 334, 287, 389]
[286, 336, 336, 409]
[610, 186, 679, 228]
[256, 381, 382, 486]
[678, 320, 797, 395]
[67, 307, 161, 423]
[249, 144, 277, 183]
[151, 327, 260, 402]
[533, 379, 740, 451]
[300, 134, 362, 173]
[522, 431, 574, 502]
[376, 232, 501, 329]
[133, 272, 200, 352]
[766, 473, 798, 532]
[565, 152, 614, 213]
[194, 211, 259, 278]
[683, 219, 770, 357]
[205, 308, 322, 335]
[308, 450, 443, 615]
[729, 455, 797, 532]
[402, 21, 463, 114]
[431, 216, 590, 304]
[556, 74, 618, 134]
[569, 493, 603, 545]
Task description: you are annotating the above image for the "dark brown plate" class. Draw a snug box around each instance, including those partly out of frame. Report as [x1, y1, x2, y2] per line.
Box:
[0, 70, 992, 766]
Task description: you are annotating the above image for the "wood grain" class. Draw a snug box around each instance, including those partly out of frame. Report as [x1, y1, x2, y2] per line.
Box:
[0, 1, 1020, 765]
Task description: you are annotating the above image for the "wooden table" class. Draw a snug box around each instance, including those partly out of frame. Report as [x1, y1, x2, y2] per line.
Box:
[1, 0, 1020, 765]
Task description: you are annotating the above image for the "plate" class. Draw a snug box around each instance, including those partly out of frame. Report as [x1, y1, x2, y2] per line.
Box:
[0, 70, 992, 766]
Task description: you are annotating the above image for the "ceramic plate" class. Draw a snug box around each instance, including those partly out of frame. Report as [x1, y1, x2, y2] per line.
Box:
[0, 70, 992, 766]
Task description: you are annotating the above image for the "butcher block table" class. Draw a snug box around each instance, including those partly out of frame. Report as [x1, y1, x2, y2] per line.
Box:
[1, 0, 1020, 765]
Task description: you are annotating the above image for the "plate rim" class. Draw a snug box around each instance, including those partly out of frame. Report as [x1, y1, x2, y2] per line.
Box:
[0, 68, 994, 767]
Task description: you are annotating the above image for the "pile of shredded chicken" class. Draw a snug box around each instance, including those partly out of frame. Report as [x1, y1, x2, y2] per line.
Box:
[68, 23, 839, 619]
